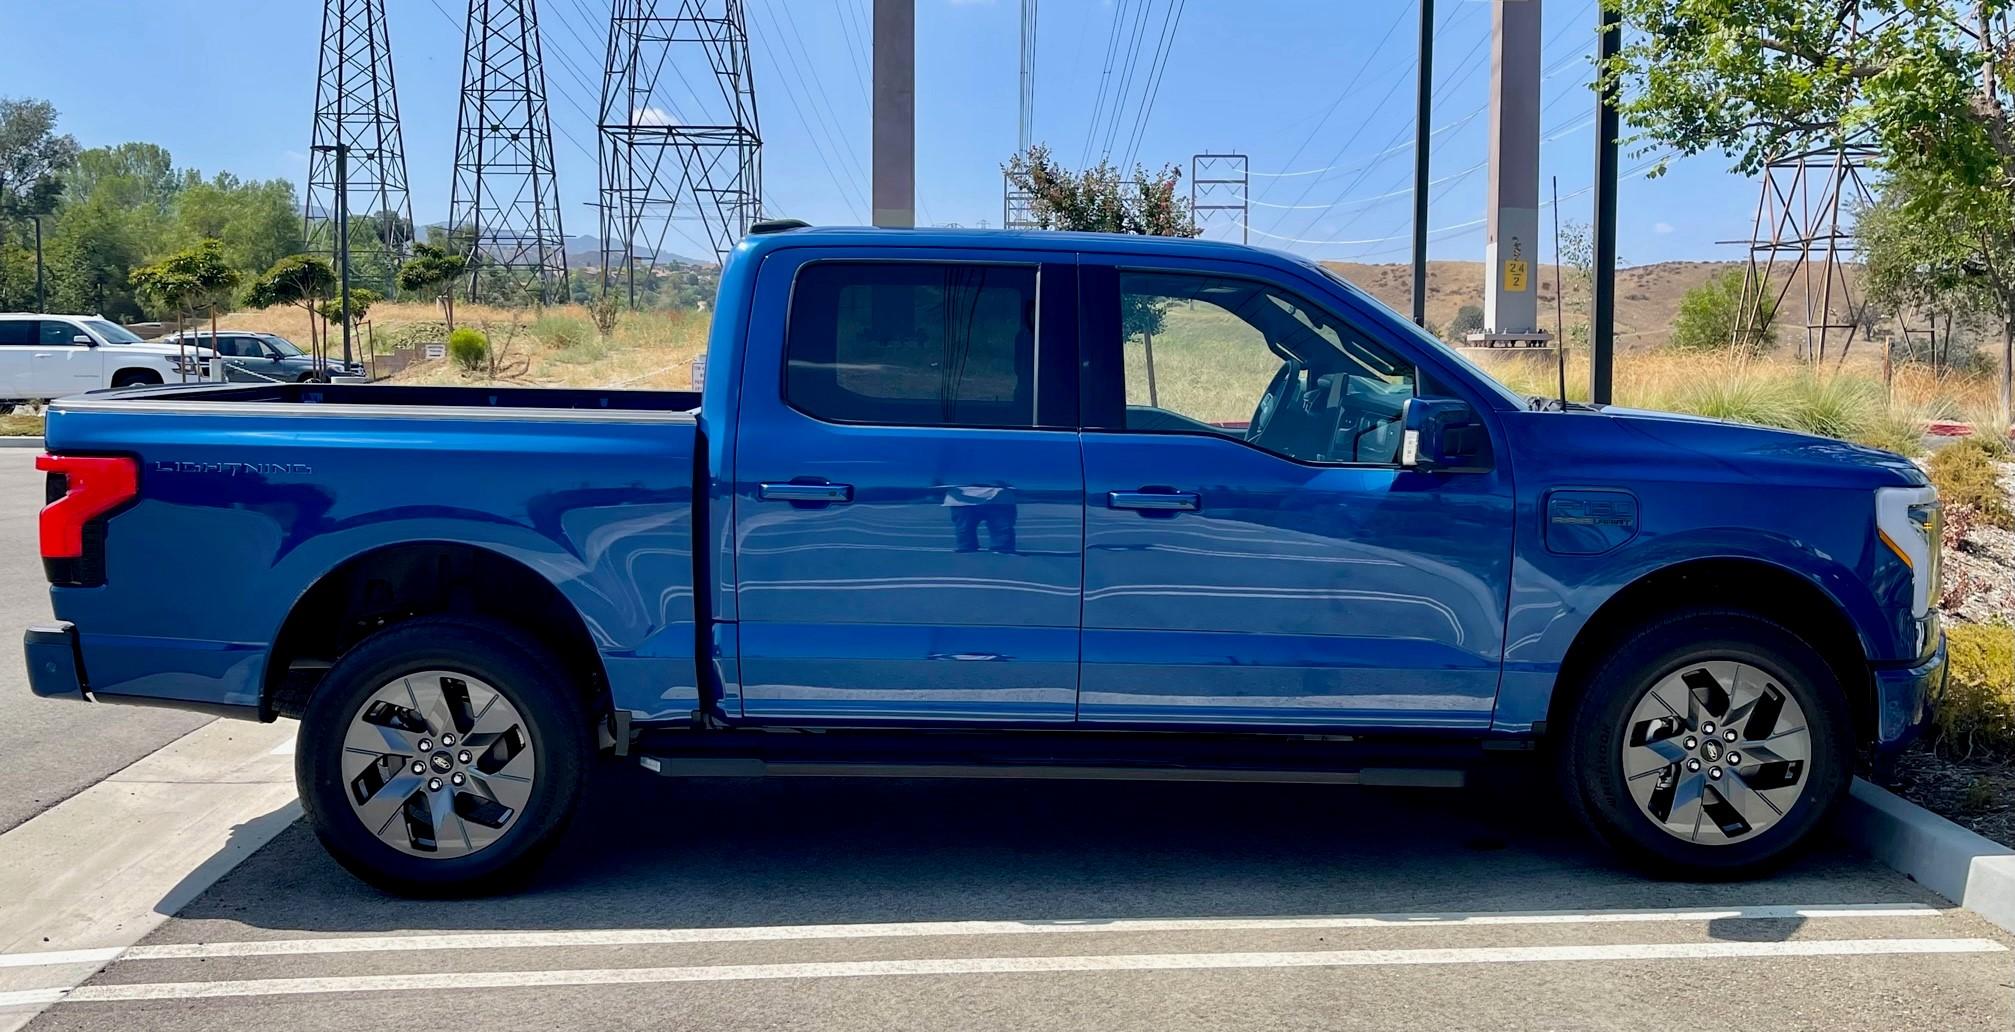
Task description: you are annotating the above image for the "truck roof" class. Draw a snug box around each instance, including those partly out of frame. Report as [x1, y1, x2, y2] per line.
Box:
[733, 224, 1319, 270]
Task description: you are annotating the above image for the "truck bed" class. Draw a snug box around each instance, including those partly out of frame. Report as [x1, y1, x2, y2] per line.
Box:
[38, 382, 705, 722]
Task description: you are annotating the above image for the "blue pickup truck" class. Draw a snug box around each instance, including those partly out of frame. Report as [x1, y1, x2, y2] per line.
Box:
[26, 226, 1944, 894]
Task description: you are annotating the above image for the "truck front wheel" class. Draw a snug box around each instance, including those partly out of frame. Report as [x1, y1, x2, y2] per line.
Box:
[1556, 610, 1853, 877]
[296, 616, 592, 896]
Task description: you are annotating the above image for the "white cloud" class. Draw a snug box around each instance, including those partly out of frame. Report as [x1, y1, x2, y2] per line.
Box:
[1653, 221, 1675, 235]
[631, 107, 676, 127]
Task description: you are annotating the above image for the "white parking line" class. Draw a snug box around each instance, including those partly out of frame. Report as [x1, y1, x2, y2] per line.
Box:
[0, 902, 1950, 969]
[6, 937, 2001, 1005]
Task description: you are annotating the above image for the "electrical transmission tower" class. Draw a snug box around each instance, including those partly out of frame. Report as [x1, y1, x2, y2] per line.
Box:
[599, 0, 761, 291]
[1735, 139, 1884, 362]
[305, 0, 414, 292]
[1191, 152, 1248, 244]
[451, 0, 569, 304]
[1001, 0, 1039, 229]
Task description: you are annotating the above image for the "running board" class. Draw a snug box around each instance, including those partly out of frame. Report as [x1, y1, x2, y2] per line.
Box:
[636, 756, 1465, 789]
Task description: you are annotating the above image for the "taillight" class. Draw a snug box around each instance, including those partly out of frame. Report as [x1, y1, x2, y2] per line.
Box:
[37, 454, 138, 586]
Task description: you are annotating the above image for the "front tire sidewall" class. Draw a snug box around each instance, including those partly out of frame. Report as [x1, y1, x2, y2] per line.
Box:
[297, 618, 590, 896]
[1564, 614, 1853, 877]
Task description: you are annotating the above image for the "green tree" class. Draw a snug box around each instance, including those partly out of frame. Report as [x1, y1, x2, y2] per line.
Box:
[0, 97, 79, 221]
[1449, 303, 1486, 339]
[318, 285, 381, 328]
[1670, 268, 1778, 355]
[173, 173, 304, 280]
[246, 254, 338, 372]
[1601, 0, 2015, 407]
[1002, 144, 1199, 238]
[397, 242, 469, 332]
[133, 240, 240, 372]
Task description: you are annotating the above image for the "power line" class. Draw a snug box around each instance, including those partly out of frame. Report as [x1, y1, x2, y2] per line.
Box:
[1118, 0, 1186, 172]
[1099, 0, 1160, 162]
[748, 4, 867, 221]
[1079, 0, 1133, 167]
[1260, 2, 1413, 193]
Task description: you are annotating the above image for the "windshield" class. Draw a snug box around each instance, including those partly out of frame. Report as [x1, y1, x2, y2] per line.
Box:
[1314, 264, 1527, 409]
[82, 319, 143, 345]
[263, 335, 304, 357]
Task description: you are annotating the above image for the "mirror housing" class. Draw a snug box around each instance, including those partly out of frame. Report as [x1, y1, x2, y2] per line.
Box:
[1401, 397, 1492, 473]
[72, 334, 97, 347]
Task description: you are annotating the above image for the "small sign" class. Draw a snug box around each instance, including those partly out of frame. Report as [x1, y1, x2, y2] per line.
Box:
[1503, 260, 1529, 292]
[691, 354, 706, 390]
[423, 343, 446, 360]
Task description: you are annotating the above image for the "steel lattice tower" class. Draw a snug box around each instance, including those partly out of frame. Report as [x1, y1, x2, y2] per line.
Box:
[451, 0, 568, 303]
[599, 0, 761, 289]
[305, 0, 415, 292]
[1191, 152, 1248, 244]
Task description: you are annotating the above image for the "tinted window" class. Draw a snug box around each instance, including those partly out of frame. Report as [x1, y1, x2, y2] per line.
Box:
[786, 261, 1038, 427]
[39, 321, 78, 346]
[217, 337, 259, 357]
[1116, 271, 1415, 465]
[0, 321, 37, 346]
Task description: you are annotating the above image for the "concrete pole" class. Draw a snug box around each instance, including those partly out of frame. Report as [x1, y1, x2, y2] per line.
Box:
[872, 0, 916, 227]
[1411, 0, 1434, 327]
[1482, 0, 1542, 338]
[1589, 0, 1622, 404]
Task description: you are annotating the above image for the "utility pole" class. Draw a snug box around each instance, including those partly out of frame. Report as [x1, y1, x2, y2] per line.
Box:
[33, 216, 44, 313]
[1589, 0, 1621, 403]
[452, 0, 569, 302]
[1411, 0, 1434, 327]
[313, 143, 354, 371]
[1472, 0, 1549, 351]
[872, 0, 915, 227]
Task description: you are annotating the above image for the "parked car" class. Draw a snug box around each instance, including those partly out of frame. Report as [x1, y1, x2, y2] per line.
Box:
[24, 225, 1944, 895]
[0, 313, 211, 399]
[158, 330, 363, 382]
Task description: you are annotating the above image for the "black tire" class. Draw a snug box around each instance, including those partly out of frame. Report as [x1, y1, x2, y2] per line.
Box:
[1556, 609, 1854, 877]
[296, 616, 593, 896]
[110, 369, 162, 388]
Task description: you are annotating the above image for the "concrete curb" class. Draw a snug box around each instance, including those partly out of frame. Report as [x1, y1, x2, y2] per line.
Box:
[1843, 777, 2015, 935]
[0, 438, 44, 449]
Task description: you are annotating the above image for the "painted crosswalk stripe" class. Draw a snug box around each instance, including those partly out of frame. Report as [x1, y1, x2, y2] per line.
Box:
[9, 937, 2002, 1005]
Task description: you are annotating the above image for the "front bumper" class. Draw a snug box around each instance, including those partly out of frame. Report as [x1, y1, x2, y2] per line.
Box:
[1870, 630, 1946, 760]
[24, 622, 87, 701]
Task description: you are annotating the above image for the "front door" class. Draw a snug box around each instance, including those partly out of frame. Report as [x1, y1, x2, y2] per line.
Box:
[1075, 260, 1515, 730]
[30, 320, 101, 397]
[732, 249, 1083, 724]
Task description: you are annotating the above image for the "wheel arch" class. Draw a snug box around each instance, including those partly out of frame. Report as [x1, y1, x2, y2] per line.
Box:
[263, 540, 612, 725]
[1544, 556, 1875, 747]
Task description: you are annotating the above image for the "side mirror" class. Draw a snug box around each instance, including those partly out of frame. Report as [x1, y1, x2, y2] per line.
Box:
[1401, 397, 1493, 473]
[72, 334, 96, 347]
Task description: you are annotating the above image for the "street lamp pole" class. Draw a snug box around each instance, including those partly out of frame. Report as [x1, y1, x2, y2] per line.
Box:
[313, 142, 355, 373]
[33, 215, 45, 313]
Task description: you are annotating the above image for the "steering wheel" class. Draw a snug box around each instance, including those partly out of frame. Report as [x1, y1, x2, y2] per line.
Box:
[1246, 358, 1302, 443]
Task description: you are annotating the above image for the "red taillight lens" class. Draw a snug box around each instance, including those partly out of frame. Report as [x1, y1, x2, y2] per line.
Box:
[37, 455, 138, 559]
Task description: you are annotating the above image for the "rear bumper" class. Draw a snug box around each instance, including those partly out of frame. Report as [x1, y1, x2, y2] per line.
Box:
[23, 621, 264, 719]
[24, 622, 87, 701]
[1870, 631, 1945, 759]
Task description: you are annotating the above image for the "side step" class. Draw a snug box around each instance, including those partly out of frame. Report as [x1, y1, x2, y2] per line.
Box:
[636, 756, 1464, 789]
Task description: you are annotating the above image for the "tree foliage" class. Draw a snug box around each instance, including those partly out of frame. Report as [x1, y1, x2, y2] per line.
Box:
[1002, 144, 1200, 238]
[319, 286, 382, 328]
[1603, 0, 2015, 402]
[0, 96, 79, 220]
[398, 242, 469, 332]
[246, 254, 338, 370]
[1670, 267, 1779, 355]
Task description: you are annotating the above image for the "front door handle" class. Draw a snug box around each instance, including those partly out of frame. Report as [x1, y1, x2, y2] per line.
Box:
[1108, 489, 1200, 512]
[760, 481, 854, 504]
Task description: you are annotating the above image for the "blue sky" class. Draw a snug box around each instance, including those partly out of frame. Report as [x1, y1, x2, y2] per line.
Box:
[0, 0, 1757, 265]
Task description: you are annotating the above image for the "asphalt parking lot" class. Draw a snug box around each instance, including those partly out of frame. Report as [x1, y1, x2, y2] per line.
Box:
[0, 449, 208, 832]
[0, 446, 2010, 1030]
[18, 768, 2015, 1032]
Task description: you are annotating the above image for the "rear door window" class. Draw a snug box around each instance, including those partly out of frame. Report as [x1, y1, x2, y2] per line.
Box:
[0, 321, 36, 346]
[784, 261, 1040, 428]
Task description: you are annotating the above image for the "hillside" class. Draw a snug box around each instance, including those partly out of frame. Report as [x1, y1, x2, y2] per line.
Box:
[1323, 259, 1752, 350]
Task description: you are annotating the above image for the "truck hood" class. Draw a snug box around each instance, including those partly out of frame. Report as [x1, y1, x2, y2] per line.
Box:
[1598, 405, 1927, 490]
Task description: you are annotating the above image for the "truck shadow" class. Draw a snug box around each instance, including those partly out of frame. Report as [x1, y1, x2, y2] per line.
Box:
[171, 763, 1931, 936]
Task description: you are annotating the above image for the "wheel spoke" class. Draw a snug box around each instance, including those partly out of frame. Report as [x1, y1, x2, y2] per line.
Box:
[1621, 657, 1812, 848]
[343, 714, 419, 758]
[351, 771, 425, 836]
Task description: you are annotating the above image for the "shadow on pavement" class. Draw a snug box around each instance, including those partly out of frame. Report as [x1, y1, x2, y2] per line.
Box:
[169, 762, 1931, 936]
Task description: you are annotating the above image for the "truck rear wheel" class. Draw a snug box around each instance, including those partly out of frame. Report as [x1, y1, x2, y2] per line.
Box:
[296, 616, 592, 896]
[1556, 610, 1853, 877]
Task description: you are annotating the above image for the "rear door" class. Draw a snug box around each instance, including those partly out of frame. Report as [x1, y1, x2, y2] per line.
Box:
[1074, 258, 1515, 730]
[732, 246, 1083, 724]
[30, 319, 102, 397]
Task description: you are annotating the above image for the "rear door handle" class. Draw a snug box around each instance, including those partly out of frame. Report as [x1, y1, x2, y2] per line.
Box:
[1108, 490, 1199, 512]
[760, 482, 854, 503]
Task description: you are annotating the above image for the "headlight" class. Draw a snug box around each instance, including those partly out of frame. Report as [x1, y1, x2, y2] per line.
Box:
[1876, 485, 1941, 621]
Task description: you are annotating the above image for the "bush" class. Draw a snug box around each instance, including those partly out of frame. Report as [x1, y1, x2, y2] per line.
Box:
[531, 314, 591, 350]
[1669, 268, 1777, 355]
[1933, 623, 2015, 758]
[1927, 437, 2014, 529]
[1674, 376, 1788, 427]
[590, 293, 621, 338]
[447, 327, 489, 372]
[1782, 373, 1882, 441]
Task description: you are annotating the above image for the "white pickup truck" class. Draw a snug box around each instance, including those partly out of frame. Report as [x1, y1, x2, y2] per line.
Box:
[0, 312, 211, 401]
